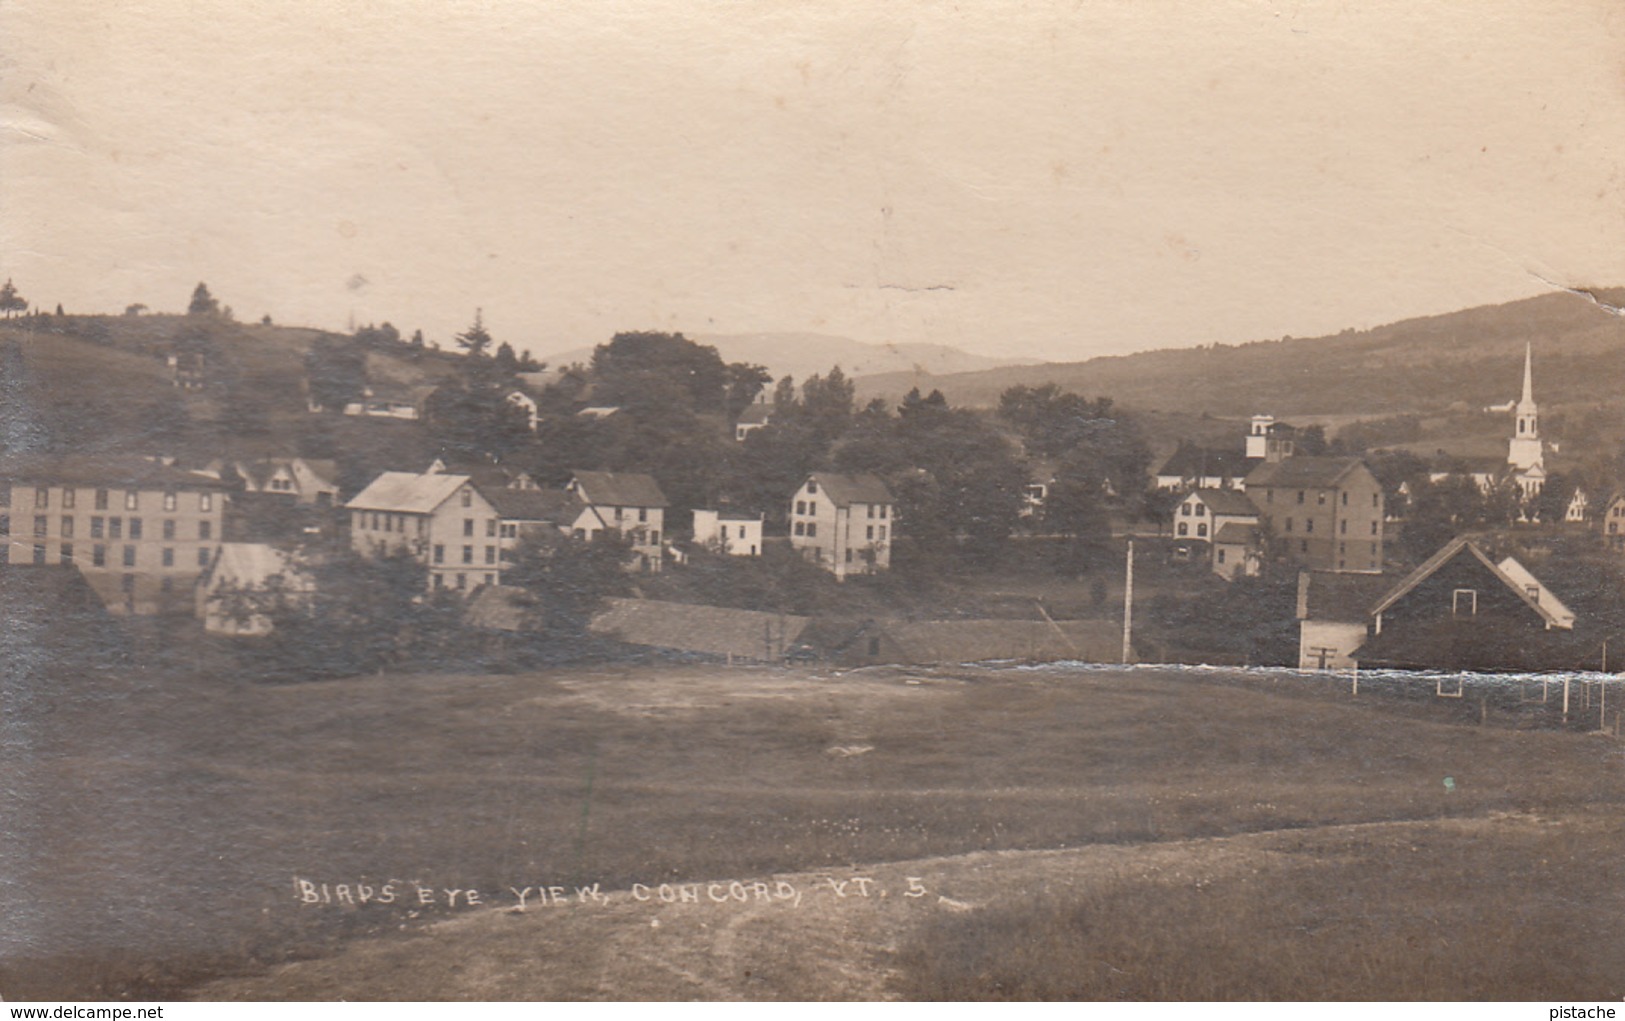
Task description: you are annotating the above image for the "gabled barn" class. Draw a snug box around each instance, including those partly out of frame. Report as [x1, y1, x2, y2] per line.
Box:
[1355, 536, 1583, 672]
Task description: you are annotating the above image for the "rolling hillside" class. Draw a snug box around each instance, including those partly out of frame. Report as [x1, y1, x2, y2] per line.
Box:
[852, 290, 1625, 417]
[541, 331, 1042, 382]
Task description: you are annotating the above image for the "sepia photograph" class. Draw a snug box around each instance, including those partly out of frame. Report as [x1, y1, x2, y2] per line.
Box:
[2, 0, 1624, 1004]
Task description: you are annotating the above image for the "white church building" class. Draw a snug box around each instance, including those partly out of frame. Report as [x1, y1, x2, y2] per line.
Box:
[1505, 342, 1547, 502]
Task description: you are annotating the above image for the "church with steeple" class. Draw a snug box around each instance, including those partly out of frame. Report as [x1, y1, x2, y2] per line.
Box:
[1505, 342, 1546, 500]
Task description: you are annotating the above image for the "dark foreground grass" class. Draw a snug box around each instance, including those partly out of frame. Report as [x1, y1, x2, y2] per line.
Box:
[3, 661, 1622, 999]
[893, 814, 1625, 1001]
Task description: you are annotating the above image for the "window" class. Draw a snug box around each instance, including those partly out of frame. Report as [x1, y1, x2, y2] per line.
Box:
[0, 484, 8, 507]
[396, 515, 406, 532]
[806, 522, 817, 537]
[486, 519, 497, 537]
[433, 544, 445, 564]
[794, 522, 805, 536]
[879, 505, 887, 519]
[1177, 522, 1188, 536]
[60, 516, 73, 538]
[94, 489, 108, 510]
[1284, 517, 1293, 532]
[1217, 548, 1227, 564]
[1300, 540, 1309, 554]
[1195, 504, 1205, 517]
[92, 544, 105, 566]
[198, 548, 211, 567]
[807, 481, 818, 495]
[1180, 504, 1191, 517]
[35, 486, 49, 508]
[1452, 589, 1478, 617]
[1339, 542, 1346, 555]
[796, 501, 806, 515]
[456, 573, 467, 590]
[163, 520, 174, 540]
[638, 508, 647, 523]
[501, 523, 516, 539]
[109, 517, 122, 539]
[162, 548, 174, 567]
[33, 544, 46, 565]
[60, 543, 73, 563]
[164, 491, 176, 511]
[867, 525, 874, 540]
[62, 489, 75, 509]
[463, 545, 474, 564]
[122, 545, 136, 567]
[867, 505, 876, 518]
[1197, 523, 1208, 538]
[1297, 490, 1305, 504]
[1317, 492, 1326, 506]
[129, 518, 142, 540]
[1341, 491, 1348, 507]
[124, 490, 138, 511]
[1372, 493, 1379, 508]
[200, 493, 212, 512]
[33, 515, 46, 537]
[878, 526, 886, 541]
[1370, 521, 1378, 536]
[464, 519, 474, 537]
[1340, 519, 1347, 535]
[0, 514, 7, 535]
[1526, 584, 1540, 603]
[199, 520, 212, 540]
[485, 545, 496, 564]
[1305, 518, 1313, 533]
[650, 531, 659, 545]
[461, 488, 472, 508]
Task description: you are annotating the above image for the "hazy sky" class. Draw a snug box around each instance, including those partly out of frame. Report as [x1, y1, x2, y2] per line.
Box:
[3, 1, 1622, 362]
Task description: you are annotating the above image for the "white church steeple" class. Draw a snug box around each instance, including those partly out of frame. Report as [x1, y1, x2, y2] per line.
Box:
[1508, 342, 1543, 474]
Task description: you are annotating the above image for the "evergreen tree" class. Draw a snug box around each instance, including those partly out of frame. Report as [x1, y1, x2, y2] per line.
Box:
[0, 279, 28, 318]
[188, 282, 220, 316]
[456, 309, 494, 357]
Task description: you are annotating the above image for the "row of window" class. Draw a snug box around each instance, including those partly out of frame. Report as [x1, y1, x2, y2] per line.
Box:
[792, 500, 889, 519]
[0, 515, 211, 541]
[0, 485, 213, 513]
[1283, 517, 1380, 536]
[2, 543, 212, 568]
[429, 544, 500, 566]
[1261, 488, 1380, 509]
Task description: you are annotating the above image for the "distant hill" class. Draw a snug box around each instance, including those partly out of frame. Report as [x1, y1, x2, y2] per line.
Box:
[540, 332, 1042, 382]
[852, 290, 1625, 417]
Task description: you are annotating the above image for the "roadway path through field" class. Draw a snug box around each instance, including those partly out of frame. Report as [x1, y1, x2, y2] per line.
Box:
[194, 809, 1591, 1000]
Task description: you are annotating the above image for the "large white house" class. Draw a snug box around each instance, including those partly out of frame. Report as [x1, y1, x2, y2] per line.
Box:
[788, 472, 894, 579]
[345, 470, 503, 592]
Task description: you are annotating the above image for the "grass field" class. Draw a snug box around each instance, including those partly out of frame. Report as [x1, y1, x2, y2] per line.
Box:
[3, 661, 1622, 1000]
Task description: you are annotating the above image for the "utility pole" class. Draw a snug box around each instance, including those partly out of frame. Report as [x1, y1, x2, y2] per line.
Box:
[1121, 539, 1135, 664]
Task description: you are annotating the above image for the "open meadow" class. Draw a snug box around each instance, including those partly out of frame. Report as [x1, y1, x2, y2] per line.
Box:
[3, 661, 1623, 1000]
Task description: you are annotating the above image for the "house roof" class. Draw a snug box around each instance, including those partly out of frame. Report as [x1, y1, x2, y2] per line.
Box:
[1156, 445, 1252, 480]
[1295, 570, 1394, 622]
[1368, 536, 1571, 630]
[0, 454, 230, 490]
[1211, 522, 1259, 546]
[1188, 488, 1259, 516]
[345, 471, 472, 514]
[590, 598, 810, 660]
[808, 472, 893, 507]
[1244, 456, 1368, 490]
[202, 543, 312, 592]
[483, 487, 582, 524]
[736, 404, 773, 426]
[1495, 556, 1576, 628]
[569, 470, 668, 508]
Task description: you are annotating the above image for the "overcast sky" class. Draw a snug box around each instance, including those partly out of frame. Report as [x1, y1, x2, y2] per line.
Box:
[3, 1, 1622, 362]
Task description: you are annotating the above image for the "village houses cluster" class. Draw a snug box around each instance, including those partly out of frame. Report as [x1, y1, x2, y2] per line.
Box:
[2, 340, 1618, 673]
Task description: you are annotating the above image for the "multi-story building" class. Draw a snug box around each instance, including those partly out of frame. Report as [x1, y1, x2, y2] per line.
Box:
[0, 454, 230, 614]
[345, 470, 502, 592]
[564, 471, 668, 571]
[788, 473, 893, 579]
[692, 509, 763, 556]
[1243, 455, 1385, 574]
